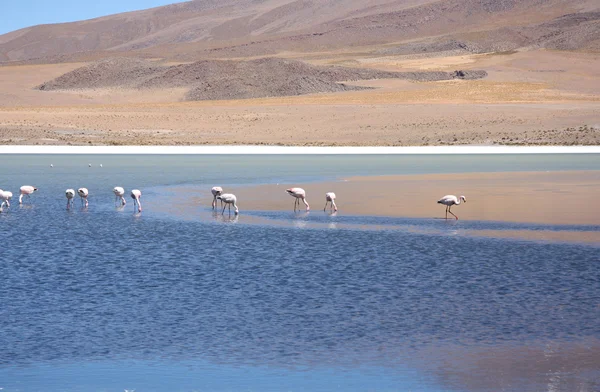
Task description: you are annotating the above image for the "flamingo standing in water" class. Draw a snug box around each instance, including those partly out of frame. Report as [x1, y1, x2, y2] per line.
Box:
[216, 193, 238, 215]
[211, 186, 223, 209]
[65, 189, 75, 209]
[0, 190, 12, 211]
[437, 195, 466, 220]
[324, 192, 337, 212]
[113, 187, 126, 206]
[19, 185, 37, 204]
[286, 188, 310, 212]
[77, 188, 89, 207]
[131, 189, 142, 212]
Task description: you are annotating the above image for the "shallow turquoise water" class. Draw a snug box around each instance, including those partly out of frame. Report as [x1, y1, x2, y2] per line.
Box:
[0, 154, 598, 392]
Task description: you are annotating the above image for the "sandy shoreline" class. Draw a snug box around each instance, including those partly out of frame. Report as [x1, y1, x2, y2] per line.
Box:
[224, 170, 600, 226]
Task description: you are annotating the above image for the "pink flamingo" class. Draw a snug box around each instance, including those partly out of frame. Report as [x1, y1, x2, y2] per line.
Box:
[216, 193, 238, 215]
[131, 189, 142, 212]
[19, 185, 37, 204]
[0, 189, 13, 211]
[437, 195, 466, 220]
[211, 186, 223, 209]
[324, 192, 337, 212]
[77, 188, 89, 207]
[113, 187, 126, 206]
[286, 188, 310, 212]
[65, 189, 75, 209]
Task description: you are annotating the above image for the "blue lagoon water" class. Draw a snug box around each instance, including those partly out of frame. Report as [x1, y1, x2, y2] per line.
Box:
[0, 154, 599, 392]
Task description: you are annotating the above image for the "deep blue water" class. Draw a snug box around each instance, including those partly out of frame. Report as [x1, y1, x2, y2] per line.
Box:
[0, 154, 599, 392]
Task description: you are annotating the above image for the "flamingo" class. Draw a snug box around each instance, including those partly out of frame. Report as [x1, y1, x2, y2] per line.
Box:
[77, 188, 89, 207]
[216, 193, 238, 215]
[19, 185, 37, 204]
[65, 189, 75, 209]
[324, 192, 337, 212]
[437, 195, 466, 220]
[113, 187, 126, 206]
[131, 189, 142, 212]
[0, 190, 12, 211]
[286, 188, 310, 212]
[211, 186, 223, 209]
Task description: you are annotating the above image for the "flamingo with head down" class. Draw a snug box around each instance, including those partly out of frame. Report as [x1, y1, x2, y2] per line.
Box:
[324, 192, 337, 212]
[77, 188, 89, 207]
[65, 189, 75, 209]
[437, 195, 466, 220]
[0, 189, 13, 211]
[216, 193, 238, 215]
[211, 187, 223, 209]
[113, 187, 126, 206]
[19, 185, 37, 204]
[286, 188, 310, 212]
[131, 189, 142, 212]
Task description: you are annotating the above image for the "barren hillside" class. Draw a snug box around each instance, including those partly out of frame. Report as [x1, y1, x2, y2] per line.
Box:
[1, 0, 599, 64]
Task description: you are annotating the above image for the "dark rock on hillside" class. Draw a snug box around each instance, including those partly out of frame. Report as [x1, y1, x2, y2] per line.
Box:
[37, 56, 488, 101]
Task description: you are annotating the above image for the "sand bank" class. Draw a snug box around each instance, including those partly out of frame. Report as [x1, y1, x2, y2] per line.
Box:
[228, 170, 600, 227]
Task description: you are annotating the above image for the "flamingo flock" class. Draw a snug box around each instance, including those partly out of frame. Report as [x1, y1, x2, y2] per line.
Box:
[0, 183, 468, 220]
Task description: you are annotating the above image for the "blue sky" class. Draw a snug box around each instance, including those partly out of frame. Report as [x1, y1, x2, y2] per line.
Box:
[1, 0, 190, 35]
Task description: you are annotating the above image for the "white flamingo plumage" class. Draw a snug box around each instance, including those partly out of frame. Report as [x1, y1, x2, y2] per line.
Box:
[211, 186, 223, 209]
[77, 188, 89, 207]
[286, 188, 310, 211]
[324, 192, 337, 212]
[131, 189, 142, 212]
[0, 190, 12, 211]
[437, 195, 466, 220]
[113, 187, 126, 206]
[19, 185, 37, 204]
[65, 189, 75, 209]
[216, 193, 238, 215]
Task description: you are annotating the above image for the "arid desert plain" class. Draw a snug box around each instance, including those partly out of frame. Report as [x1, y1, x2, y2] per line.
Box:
[1, 0, 599, 146]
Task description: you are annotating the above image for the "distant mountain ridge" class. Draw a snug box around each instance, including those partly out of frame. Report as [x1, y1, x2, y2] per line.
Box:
[1, 0, 599, 64]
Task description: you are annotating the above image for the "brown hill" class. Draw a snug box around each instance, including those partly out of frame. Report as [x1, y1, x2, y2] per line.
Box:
[1, 0, 599, 64]
[36, 57, 486, 101]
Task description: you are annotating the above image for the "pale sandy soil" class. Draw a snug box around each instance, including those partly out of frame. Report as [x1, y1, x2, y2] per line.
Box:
[214, 171, 600, 244]
[0, 50, 599, 146]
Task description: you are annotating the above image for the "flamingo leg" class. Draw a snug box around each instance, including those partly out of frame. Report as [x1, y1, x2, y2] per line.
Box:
[448, 206, 458, 220]
[331, 201, 337, 212]
[221, 203, 226, 215]
[445, 206, 448, 219]
[324, 201, 328, 211]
